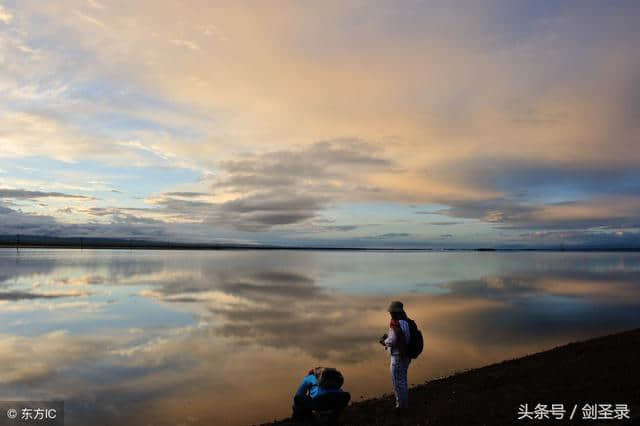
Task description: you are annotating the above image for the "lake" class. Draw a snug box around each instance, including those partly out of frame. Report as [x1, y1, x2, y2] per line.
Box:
[1, 249, 639, 425]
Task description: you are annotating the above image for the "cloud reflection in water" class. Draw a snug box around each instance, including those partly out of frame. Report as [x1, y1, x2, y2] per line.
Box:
[0, 249, 639, 425]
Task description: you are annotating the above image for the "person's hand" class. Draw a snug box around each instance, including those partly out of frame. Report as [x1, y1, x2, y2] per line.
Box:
[379, 333, 388, 346]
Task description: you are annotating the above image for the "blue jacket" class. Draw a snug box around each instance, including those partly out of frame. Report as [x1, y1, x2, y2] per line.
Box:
[295, 374, 344, 399]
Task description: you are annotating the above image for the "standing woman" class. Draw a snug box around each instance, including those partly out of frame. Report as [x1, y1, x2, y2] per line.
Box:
[381, 301, 411, 410]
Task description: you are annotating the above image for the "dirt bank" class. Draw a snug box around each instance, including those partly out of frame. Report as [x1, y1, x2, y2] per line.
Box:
[260, 328, 640, 425]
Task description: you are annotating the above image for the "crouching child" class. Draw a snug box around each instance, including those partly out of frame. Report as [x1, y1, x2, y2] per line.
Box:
[292, 367, 350, 424]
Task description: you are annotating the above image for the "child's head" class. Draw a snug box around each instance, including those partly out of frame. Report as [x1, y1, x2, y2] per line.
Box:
[318, 368, 344, 390]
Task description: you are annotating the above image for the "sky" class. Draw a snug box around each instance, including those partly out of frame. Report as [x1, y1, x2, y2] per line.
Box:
[0, 0, 639, 248]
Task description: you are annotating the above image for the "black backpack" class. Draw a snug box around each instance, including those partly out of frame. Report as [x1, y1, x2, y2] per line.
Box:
[406, 319, 424, 359]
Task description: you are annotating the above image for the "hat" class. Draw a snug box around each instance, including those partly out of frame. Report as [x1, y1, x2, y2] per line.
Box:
[387, 301, 404, 313]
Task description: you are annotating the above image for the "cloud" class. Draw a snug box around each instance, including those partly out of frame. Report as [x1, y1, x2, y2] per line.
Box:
[170, 39, 200, 51]
[213, 192, 324, 230]
[215, 139, 392, 189]
[320, 225, 360, 232]
[0, 290, 90, 301]
[0, 112, 173, 166]
[0, 204, 169, 239]
[0, 4, 12, 24]
[515, 230, 640, 248]
[0, 189, 93, 200]
[87, 0, 104, 10]
[440, 196, 640, 232]
[0, 1, 639, 245]
[362, 233, 412, 240]
[162, 192, 208, 197]
[73, 10, 106, 28]
[0, 138, 411, 238]
[189, 139, 397, 231]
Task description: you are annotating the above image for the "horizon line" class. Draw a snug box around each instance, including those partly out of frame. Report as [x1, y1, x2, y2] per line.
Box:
[1, 234, 639, 252]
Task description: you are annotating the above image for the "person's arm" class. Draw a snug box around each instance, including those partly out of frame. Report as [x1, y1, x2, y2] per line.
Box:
[383, 327, 396, 349]
[295, 375, 312, 397]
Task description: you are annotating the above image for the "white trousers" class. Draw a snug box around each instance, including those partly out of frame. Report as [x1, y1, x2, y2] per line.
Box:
[390, 355, 411, 408]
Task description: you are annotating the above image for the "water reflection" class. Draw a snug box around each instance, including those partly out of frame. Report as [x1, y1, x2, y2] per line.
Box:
[0, 249, 639, 425]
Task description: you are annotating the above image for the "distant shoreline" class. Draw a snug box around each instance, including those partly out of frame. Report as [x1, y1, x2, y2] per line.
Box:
[1, 243, 639, 252]
[1, 235, 639, 251]
[262, 328, 640, 425]
[2, 244, 640, 252]
[3, 245, 640, 252]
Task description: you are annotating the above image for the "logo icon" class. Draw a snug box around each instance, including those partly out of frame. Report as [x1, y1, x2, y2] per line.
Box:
[6, 408, 17, 419]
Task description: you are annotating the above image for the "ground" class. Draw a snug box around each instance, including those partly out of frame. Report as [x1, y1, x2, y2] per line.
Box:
[260, 328, 640, 425]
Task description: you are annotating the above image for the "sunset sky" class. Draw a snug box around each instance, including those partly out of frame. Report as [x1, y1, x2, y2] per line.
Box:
[0, 0, 638, 247]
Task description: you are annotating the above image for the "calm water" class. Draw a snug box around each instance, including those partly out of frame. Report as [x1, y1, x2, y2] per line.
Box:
[1, 249, 639, 425]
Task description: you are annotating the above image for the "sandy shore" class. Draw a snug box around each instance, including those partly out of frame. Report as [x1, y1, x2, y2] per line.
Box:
[261, 328, 640, 425]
